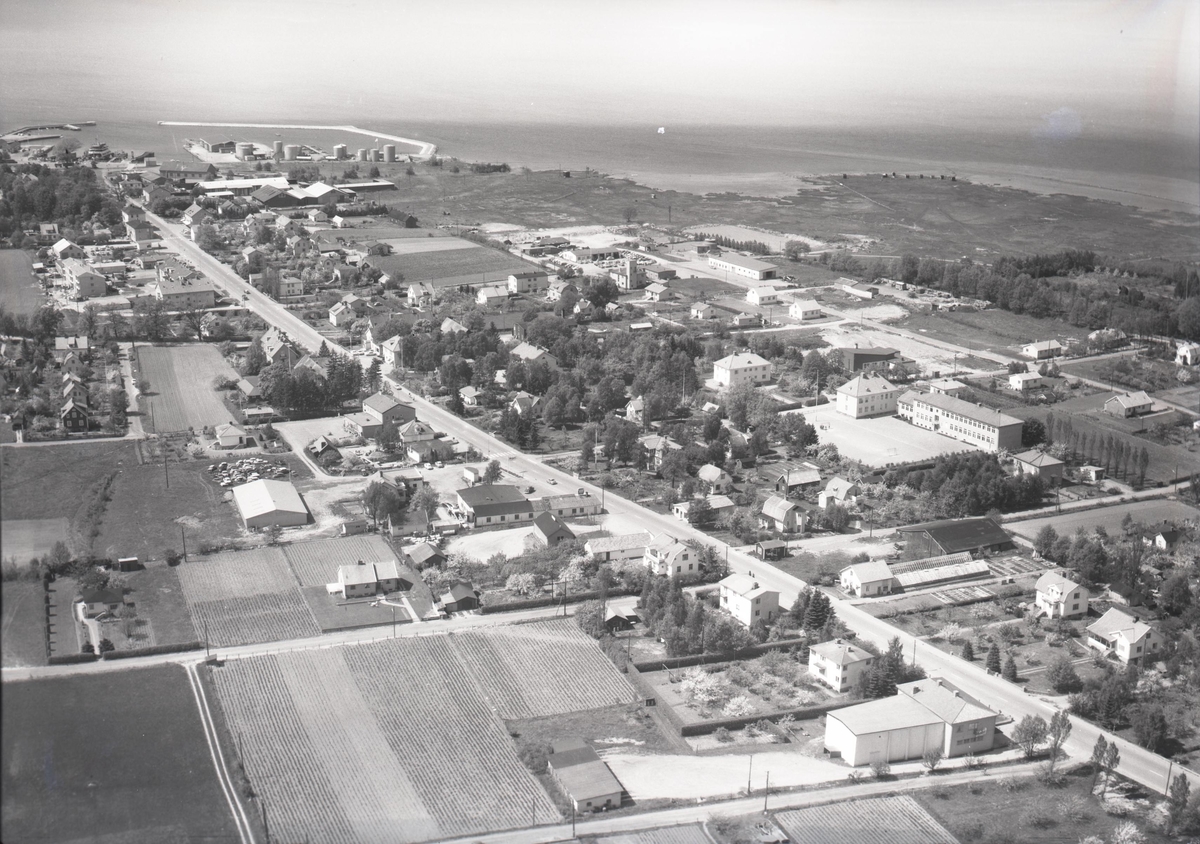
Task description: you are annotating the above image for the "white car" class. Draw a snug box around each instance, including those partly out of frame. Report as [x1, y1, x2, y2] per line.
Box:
[434, 461, 444, 468]
[423, 462, 433, 470]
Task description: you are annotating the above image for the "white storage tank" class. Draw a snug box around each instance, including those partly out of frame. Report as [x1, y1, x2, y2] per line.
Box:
[357, 148, 368, 161]
[236, 142, 255, 160]
[283, 144, 301, 160]
[333, 144, 347, 160]
[383, 144, 396, 162]
[273, 140, 284, 157]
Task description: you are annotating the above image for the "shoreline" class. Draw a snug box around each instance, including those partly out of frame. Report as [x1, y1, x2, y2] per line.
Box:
[157, 121, 437, 159]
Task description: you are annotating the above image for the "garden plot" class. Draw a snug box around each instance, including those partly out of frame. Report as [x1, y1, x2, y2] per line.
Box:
[210, 633, 565, 844]
[283, 534, 401, 587]
[775, 796, 958, 844]
[597, 825, 711, 844]
[137, 344, 240, 433]
[449, 618, 637, 718]
[176, 548, 319, 646]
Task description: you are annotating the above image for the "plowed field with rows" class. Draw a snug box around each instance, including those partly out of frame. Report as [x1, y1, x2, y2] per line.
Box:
[775, 795, 959, 844]
[210, 629, 576, 844]
[137, 345, 240, 433]
[177, 549, 318, 646]
[449, 618, 636, 717]
[283, 534, 400, 587]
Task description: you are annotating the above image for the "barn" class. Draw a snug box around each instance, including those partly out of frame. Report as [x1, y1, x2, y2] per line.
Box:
[232, 479, 309, 529]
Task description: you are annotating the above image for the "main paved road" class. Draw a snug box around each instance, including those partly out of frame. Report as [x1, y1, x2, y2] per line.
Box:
[137, 206, 1198, 796]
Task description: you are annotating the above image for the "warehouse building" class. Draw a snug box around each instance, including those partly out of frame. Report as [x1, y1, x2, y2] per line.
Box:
[232, 479, 309, 528]
[547, 740, 624, 812]
[708, 253, 779, 281]
[895, 517, 1014, 561]
[456, 484, 534, 526]
[825, 677, 997, 766]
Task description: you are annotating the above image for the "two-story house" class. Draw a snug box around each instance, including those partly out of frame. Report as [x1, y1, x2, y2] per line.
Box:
[808, 639, 875, 693]
[718, 574, 779, 628]
[1034, 571, 1089, 619]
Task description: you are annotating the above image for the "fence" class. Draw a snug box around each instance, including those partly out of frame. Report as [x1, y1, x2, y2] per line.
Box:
[479, 587, 636, 615]
[629, 637, 809, 672]
[103, 641, 203, 660]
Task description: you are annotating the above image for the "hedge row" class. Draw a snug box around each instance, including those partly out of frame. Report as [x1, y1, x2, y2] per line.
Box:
[102, 641, 203, 660]
[478, 587, 636, 615]
[678, 701, 844, 737]
[630, 637, 809, 672]
[49, 653, 98, 665]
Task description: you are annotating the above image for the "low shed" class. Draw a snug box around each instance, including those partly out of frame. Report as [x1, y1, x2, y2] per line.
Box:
[547, 740, 623, 812]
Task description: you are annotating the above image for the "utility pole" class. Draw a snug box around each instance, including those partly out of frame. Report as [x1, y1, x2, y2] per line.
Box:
[763, 771, 770, 813]
[180, 526, 187, 561]
[747, 754, 754, 796]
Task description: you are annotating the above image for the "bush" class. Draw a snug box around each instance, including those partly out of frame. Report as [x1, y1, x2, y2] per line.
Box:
[1020, 808, 1055, 829]
[870, 759, 891, 779]
[714, 727, 734, 743]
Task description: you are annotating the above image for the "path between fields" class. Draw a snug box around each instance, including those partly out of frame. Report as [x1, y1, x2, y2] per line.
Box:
[435, 762, 1045, 844]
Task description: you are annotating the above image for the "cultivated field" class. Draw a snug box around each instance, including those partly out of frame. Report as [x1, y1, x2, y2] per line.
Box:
[0, 516, 68, 565]
[283, 534, 401, 587]
[137, 344, 240, 432]
[597, 825, 711, 844]
[774, 796, 959, 844]
[176, 548, 319, 646]
[0, 249, 45, 316]
[0, 581, 46, 668]
[379, 237, 481, 255]
[1, 664, 243, 843]
[211, 633, 566, 844]
[449, 618, 637, 718]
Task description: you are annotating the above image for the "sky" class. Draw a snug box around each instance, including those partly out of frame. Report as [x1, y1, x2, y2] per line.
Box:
[1, 0, 1197, 139]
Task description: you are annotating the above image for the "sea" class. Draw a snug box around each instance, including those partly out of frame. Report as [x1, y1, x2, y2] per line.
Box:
[4, 101, 1198, 216]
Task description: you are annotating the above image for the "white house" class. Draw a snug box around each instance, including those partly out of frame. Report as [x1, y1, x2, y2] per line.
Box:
[928, 378, 968, 397]
[691, 303, 716, 320]
[585, 532, 652, 563]
[697, 464, 733, 494]
[214, 423, 247, 449]
[819, 477, 859, 509]
[713, 353, 771, 389]
[1104, 391, 1153, 418]
[836, 373, 899, 419]
[759, 495, 802, 533]
[824, 678, 996, 766]
[1008, 372, 1043, 392]
[643, 534, 693, 576]
[1022, 340, 1064, 360]
[789, 299, 823, 320]
[746, 286, 781, 307]
[1087, 608, 1163, 665]
[808, 639, 875, 693]
[718, 573, 779, 628]
[328, 560, 403, 599]
[839, 561, 894, 597]
[508, 271, 550, 295]
[1176, 342, 1200, 366]
[510, 342, 558, 370]
[1034, 570, 1088, 619]
[477, 285, 509, 306]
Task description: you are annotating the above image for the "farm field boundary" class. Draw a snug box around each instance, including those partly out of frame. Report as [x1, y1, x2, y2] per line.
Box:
[137, 344, 240, 433]
[774, 795, 958, 844]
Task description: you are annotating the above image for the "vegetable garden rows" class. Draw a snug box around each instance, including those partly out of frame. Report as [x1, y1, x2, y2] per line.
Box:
[282, 535, 399, 588]
[774, 796, 959, 844]
[209, 621, 632, 844]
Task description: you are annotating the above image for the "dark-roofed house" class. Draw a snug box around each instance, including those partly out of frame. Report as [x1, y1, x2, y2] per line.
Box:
[896, 517, 1014, 561]
[251, 185, 300, 208]
[547, 740, 623, 813]
[406, 542, 446, 570]
[825, 677, 996, 766]
[841, 347, 898, 372]
[456, 484, 534, 527]
[78, 587, 124, 618]
[533, 512, 576, 546]
[60, 399, 88, 432]
[769, 465, 822, 495]
[1143, 526, 1183, 552]
[1012, 450, 1064, 483]
[440, 581, 481, 613]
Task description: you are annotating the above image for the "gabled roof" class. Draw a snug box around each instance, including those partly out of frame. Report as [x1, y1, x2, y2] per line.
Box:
[510, 342, 551, 362]
[1107, 391, 1152, 409]
[363, 392, 403, 415]
[824, 477, 858, 498]
[841, 560, 893, 584]
[901, 391, 1022, 428]
[898, 678, 994, 724]
[698, 464, 728, 483]
[1024, 340, 1064, 352]
[584, 532, 652, 553]
[457, 484, 529, 509]
[231, 479, 307, 520]
[828, 694, 943, 734]
[1013, 450, 1064, 467]
[534, 512, 575, 540]
[776, 467, 821, 487]
[442, 581, 478, 603]
[60, 399, 85, 417]
[1035, 570, 1081, 595]
[720, 573, 773, 597]
[715, 352, 770, 370]
[407, 543, 445, 566]
[896, 517, 1012, 553]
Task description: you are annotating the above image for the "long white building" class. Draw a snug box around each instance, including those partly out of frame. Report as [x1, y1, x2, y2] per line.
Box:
[708, 253, 779, 281]
[896, 390, 1022, 453]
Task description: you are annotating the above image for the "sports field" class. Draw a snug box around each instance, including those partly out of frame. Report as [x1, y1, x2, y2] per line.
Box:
[1, 664, 244, 843]
[784, 404, 971, 467]
[210, 620, 635, 843]
[137, 344, 240, 432]
[176, 548, 320, 646]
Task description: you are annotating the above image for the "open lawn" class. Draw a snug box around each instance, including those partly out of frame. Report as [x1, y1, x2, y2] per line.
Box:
[0, 249, 45, 317]
[0, 581, 46, 668]
[915, 768, 1173, 844]
[176, 547, 320, 647]
[1, 664, 244, 844]
[0, 517, 68, 566]
[136, 344, 240, 433]
[1, 440, 137, 557]
[91, 455, 246, 561]
[120, 562, 199, 646]
[365, 243, 531, 285]
[210, 633, 565, 844]
[1007, 500, 1200, 541]
[900, 309, 1089, 357]
[784, 403, 971, 467]
[377, 237, 480, 255]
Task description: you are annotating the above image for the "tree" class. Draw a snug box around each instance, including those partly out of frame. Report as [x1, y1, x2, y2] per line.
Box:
[823, 503, 850, 532]
[1168, 773, 1191, 834]
[921, 746, 943, 773]
[1044, 711, 1072, 779]
[1047, 655, 1082, 693]
[1160, 571, 1193, 616]
[1110, 821, 1146, 844]
[960, 640, 975, 661]
[483, 459, 503, 484]
[410, 486, 441, 523]
[1034, 525, 1058, 559]
[1089, 734, 1108, 790]
[363, 482, 404, 528]
[180, 306, 207, 339]
[986, 643, 1002, 673]
[1002, 654, 1019, 682]
[1129, 704, 1169, 752]
[1013, 714, 1048, 758]
[687, 497, 715, 529]
[1099, 741, 1120, 798]
[783, 240, 810, 261]
[98, 638, 116, 654]
[243, 339, 268, 376]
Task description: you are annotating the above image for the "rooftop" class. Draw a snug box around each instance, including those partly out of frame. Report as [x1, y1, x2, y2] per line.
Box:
[837, 373, 898, 397]
[896, 517, 1012, 553]
[810, 639, 874, 665]
[715, 352, 770, 370]
[841, 560, 893, 584]
[710, 253, 778, 272]
[584, 532, 652, 553]
[231, 479, 306, 520]
[900, 390, 1023, 428]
